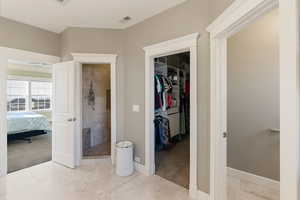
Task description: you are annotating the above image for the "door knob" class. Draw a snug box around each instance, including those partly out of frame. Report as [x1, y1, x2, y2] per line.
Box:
[223, 132, 229, 138]
[68, 117, 76, 122]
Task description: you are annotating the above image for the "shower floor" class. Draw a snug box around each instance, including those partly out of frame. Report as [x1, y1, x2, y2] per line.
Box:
[84, 141, 111, 157]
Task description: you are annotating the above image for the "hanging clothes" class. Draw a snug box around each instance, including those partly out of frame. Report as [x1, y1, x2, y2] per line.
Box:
[154, 74, 173, 112]
[185, 79, 190, 96]
[155, 75, 162, 110]
[167, 94, 174, 108]
[185, 79, 190, 132]
[154, 115, 172, 151]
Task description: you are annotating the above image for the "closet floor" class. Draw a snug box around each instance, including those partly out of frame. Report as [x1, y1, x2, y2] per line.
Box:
[155, 136, 190, 188]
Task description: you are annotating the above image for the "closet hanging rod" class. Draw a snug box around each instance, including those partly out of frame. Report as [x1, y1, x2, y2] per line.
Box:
[268, 128, 280, 133]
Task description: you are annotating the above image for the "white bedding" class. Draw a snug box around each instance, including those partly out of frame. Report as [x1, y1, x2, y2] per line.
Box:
[7, 112, 51, 135]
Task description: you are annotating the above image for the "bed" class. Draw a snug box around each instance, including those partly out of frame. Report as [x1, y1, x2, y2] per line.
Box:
[7, 112, 51, 142]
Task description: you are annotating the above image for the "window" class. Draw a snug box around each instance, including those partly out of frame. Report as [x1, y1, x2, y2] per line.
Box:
[7, 80, 29, 112]
[31, 82, 52, 111]
[7, 79, 52, 112]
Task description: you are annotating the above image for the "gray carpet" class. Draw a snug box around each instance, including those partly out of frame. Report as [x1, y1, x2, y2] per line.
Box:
[8, 133, 52, 173]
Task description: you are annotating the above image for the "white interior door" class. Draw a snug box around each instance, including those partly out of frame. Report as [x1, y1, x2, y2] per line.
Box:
[52, 61, 76, 168]
[211, 38, 228, 200]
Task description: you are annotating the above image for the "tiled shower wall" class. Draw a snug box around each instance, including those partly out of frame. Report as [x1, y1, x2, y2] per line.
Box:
[82, 64, 111, 155]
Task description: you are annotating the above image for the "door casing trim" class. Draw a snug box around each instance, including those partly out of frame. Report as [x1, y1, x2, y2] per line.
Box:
[0, 47, 60, 176]
[71, 53, 118, 166]
[207, 0, 299, 199]
[143, 33, 200, 198]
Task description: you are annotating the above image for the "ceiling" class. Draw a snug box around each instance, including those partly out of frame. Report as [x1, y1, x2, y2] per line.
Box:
[0, 0, 187, 33]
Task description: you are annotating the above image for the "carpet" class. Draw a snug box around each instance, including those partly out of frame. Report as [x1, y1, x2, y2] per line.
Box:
[8, 133, 52, 173]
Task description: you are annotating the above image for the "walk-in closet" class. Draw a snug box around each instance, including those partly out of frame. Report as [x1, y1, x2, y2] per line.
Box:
[154, 52, 190, 188]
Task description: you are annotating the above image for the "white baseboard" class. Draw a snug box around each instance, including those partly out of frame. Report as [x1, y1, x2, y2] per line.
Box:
[228, 167, 279, 188]
[134, 162, 148, 175]
[189, 188, 210, 200]
[228, 167, 280, 200]
[134, 162, 209, 200]
[197, 190, 210, 200]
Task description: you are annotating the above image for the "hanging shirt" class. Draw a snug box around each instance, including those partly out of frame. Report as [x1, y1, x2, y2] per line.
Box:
[155, 75, 162, 110]
[154, 74, 172, 111]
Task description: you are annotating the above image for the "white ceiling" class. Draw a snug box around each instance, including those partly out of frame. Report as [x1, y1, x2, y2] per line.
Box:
[0, 0, 187, 33]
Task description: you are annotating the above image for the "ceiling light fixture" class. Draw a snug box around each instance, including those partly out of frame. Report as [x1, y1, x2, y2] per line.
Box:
[123, 16, 131, 21]
[120, 16, 132, 23]
[55, 0, 70, 5]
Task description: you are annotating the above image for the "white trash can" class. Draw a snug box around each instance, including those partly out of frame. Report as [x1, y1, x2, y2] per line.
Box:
[116, 141, 134, 176]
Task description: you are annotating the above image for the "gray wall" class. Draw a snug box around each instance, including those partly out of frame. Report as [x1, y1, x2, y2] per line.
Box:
[120, 0, 240, 192]
[0, 17, 60, 56]
[208, 0, 234, 23]
[123, 0, 211, 192]
[60, 27, 127, 145]
[227, 9, 279, 181]
[0, 0, 281, 192]
[58, 0, 233, 193]
[60, 27, 125, 60]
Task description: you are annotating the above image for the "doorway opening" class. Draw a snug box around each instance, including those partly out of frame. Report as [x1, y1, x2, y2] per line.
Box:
[81, 64, 111, 158]
[154, 52, 190, 188]
[226, 8, 280, 200]
[144, 33, 199, 196]
[6, 59, 53, 173]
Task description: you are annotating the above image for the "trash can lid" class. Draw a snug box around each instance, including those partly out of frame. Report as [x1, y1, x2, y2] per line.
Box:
[116, 141, 133, 148]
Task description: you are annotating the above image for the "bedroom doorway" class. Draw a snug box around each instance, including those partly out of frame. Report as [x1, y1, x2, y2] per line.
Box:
[0, 52, 117, 175]
[0, 48, 60, 176]
[6, 60, 53, 173]
[81, 64, 111, 158]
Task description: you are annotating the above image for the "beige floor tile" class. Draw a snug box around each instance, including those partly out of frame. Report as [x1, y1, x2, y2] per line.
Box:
[228, 173, 279, 200]
[0, 159, 192, 200]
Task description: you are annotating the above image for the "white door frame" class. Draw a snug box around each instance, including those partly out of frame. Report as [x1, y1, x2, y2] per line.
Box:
[0, 47, 60, 176]
[143, 33, 199, 196]
[207, 0, 299, 200]
[71, 53, 118, 166]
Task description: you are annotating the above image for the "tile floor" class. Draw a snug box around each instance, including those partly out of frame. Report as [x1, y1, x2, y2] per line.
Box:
[228, 173, 280, 200]
[1, 156, 279, 200]
[0, 159, 192, 200]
